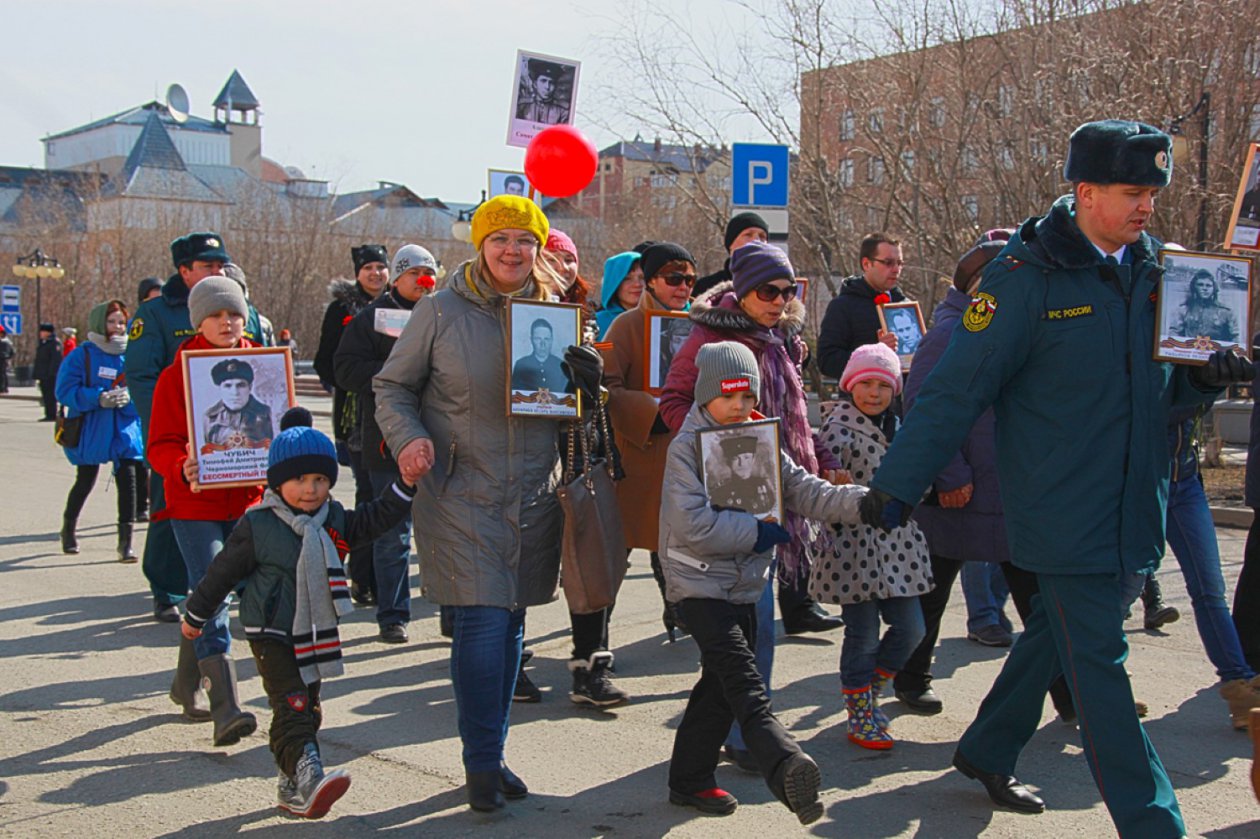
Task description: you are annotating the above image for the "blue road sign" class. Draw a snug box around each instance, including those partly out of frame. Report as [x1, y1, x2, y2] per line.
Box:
[731, 143, 789, 207]
[1, 284, 19, 314]
[1, 313, 22, 335]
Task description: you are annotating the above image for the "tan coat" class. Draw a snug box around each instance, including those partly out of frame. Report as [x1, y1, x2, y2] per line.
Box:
[601, 291, 679, 550]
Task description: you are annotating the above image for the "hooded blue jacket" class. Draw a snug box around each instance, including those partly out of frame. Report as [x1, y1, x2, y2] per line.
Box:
[55, 339, 144, 468]
[595, 251, 641, 340]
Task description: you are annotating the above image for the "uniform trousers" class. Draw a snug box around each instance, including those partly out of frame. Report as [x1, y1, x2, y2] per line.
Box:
[140, 473, 188, 608]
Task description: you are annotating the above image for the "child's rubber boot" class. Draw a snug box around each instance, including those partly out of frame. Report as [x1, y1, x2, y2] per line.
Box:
[292, 742, 350, 819]
[869, 667, 894, 730]
[198, 653, 257, 746]
[845, 685, 894, 750]
[169, 635, 211, 721]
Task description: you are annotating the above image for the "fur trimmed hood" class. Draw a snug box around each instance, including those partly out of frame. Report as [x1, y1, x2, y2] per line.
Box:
[688, 279, 805, 339]
[1018, 193, 1158, 271]
[326, 277, 373, 308]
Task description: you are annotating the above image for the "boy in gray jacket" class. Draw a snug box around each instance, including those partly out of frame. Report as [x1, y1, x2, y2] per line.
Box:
[659, 342, 866, 824]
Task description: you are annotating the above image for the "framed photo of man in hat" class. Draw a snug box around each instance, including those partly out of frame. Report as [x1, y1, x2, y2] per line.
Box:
[877, 300, 926, 367]
[697, 419, 783, 522]
[507, 299, 582, 418]
[1225, 143, 1260, 251]
[507, 49, 580, 148]
[182, 346, 295, 488]
[644, 310, 694, 396]
[1155, 249, 1252, 364]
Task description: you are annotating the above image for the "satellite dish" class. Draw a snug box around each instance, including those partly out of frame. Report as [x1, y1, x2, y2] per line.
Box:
[166, 83, 189, 124]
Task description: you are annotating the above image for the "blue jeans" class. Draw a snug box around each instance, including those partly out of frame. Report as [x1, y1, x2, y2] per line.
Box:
[171, 518, 238, 659]
[961, 562, 1010, 633]
[726, 565, 776, 751]
[1166, 475, 1255, 682]
[450, 606, 525, 772]
[839, 596, 926, 689]
[369, 470, 412, 629]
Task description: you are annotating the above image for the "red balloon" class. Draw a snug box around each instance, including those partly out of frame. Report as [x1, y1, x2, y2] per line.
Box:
[524, 125, 598, 198]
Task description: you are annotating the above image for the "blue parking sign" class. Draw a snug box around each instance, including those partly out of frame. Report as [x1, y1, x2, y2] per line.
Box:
[732, 143, 789, 207]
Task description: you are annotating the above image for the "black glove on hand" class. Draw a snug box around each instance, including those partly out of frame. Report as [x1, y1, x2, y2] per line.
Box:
[859, 489, 912, 532]
[753, 520, 791, 554]
[1189, 350, 1255, 391]
[563, 344, 604, 401]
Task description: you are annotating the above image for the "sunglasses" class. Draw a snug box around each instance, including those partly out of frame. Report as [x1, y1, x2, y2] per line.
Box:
[658, 272, 697, 287]
[754, 283, 798, 302]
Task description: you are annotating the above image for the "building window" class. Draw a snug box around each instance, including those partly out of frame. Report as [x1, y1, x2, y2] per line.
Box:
[900, 150, 915, 171]
[1250, 104, 1260, 140]
[1029, 138, 1049, 164]
[999, 145, 1015, 171]
[838, 157, 854, 187]
[962, 195, 979, 223]
[839, 109, 855, 141]
[866, 206, 881, 229]
[997, 85, 1014, 118]
[868, 109, 884, 134]
[962, 146, 979, 174]
[867, 156, 885, 185]
[928, 97, 946, 129]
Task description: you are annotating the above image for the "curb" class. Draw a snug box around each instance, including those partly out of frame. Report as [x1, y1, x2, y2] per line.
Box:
[1210, 506, 1253, 529]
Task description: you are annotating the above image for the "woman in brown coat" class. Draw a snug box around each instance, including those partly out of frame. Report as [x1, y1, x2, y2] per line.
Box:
[601, 242, 696, 639]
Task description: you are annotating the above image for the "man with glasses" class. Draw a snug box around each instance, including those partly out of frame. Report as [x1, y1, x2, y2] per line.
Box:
[817, 233, 907, 379]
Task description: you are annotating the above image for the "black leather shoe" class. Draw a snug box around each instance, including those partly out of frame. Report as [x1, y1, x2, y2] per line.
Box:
[379, 624, 408, 644]
[782, 603, 844, 635]
[895, 687, 944, 715]
[499, 763, 528, 799]
[721, 744, 759, 774]
[952, 750, 1044, 814]
[466, 770, 505, 812]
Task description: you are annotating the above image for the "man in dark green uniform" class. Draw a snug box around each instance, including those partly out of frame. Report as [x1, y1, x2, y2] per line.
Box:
[860, 120, 1253, 838]
[203, 359, 272, 449]
[125, 232, 267, 622]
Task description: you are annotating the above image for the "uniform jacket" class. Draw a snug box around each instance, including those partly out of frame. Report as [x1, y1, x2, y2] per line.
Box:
[871, 195, 1218, 577]
[203, 396, 273, 448]
[124, 273, 266, 437]
[816, 275, 906, 379]
[333, 287, 416, 473]
[374, 260, 563, 610]
[659, 403, 865, 605]
[600, 290, 680, 550]
[810, 400, 933, 605]
[183, 481, 415, 641]
[147, 334, 265, 521]
[315, 279, 376, 443]
[904, 287, 1008, 564]
[34, 336, 62, 382]
[1247, 332, 1260, 509]
[54, 340, 144, 468]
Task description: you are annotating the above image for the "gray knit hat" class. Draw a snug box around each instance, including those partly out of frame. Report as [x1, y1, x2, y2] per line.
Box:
[695, 341, 760, 407]
[188, 275, 249, 327]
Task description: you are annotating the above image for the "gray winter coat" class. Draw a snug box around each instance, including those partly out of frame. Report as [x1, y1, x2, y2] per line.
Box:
[659, 403, 865, 605]
[373, 260, 562, 610]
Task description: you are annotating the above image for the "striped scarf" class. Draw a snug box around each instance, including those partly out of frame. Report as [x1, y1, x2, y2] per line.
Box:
[258, 490, 353, 684]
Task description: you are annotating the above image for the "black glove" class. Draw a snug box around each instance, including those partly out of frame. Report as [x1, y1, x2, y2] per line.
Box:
[859, 489, 912, 532]
[563, 344, 604, 401]
[753, 520, 791, 553]
[1189, 350, 1255, 390]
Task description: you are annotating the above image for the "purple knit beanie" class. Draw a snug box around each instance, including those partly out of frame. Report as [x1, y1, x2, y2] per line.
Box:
[730, 241, 794, 299]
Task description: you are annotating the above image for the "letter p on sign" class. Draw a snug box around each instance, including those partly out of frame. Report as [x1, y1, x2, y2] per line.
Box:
[732, 143, 789, 208]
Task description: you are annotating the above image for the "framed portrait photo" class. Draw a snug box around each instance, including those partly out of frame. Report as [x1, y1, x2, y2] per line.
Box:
[1224, 143, 1260, 252]
[1155, 249, 1252, 364]
[644, 310, 693, 396]
[796, 276, 810, 303]
[696, 418, 783, 523]
[506, 49, 581, 149]
[182, 346, 295, 489]
[877, 300, 926, 367]
[507, 299, 582, 418]
[488, 168, 537, 202]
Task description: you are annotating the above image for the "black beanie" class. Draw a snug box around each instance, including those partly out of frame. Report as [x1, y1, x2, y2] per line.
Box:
[640, 242, 695, 282]
[724, 212, 769, 250]
[351, 244, 389, 274]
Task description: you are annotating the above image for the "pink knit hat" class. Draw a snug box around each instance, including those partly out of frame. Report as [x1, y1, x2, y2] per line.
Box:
[545, 229, 578, 261]
[840, 342, 902, 395]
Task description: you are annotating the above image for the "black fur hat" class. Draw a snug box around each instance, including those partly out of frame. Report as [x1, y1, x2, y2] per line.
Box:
[1063, 120, 1172, 187]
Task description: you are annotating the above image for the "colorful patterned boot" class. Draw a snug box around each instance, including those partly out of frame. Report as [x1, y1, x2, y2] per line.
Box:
[845, 686, 894, 750]
[869, 667, 894, 730]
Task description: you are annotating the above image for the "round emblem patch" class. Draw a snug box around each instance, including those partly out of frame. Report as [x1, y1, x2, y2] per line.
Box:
[128, 317, 144, 340]
[1155, 150, 1169, 170]
[963, 293, 997, 332]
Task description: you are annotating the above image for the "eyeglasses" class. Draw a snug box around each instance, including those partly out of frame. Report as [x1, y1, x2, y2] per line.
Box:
[658, 272, 697, 287]
[869, 257, 906, 268]
[754, 283, 798, 302]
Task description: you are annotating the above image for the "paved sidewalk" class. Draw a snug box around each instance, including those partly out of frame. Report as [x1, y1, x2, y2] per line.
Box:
[0, 397, 1257, 837]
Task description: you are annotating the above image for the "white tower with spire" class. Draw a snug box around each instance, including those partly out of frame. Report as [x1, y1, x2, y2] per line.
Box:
[213, 70, 262, 179]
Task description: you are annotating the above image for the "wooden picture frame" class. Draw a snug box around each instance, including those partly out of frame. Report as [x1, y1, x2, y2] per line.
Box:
[507, 298, 582, 418]
[644, 309, 693, 395]
[182, 346, 295, 489]
[1224, 143, 1260, 252]
[696, 418, 784, 523]
[1155, 249, 1252, 364]
[877, 299, 926, 368]
[795, 277, 810, 303]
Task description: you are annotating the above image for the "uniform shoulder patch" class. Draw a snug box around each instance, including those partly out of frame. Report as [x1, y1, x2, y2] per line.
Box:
[128, 317, 144, 340]
[963, 293, 997, 332]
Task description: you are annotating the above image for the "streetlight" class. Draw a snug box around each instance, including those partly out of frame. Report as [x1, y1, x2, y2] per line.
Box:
[12, 248, 65, 330]
[450, 191, 487, 244]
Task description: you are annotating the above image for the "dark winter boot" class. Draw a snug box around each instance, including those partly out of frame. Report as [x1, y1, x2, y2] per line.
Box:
[116, 523, 138, 563]
[768, 752, 824, 825]
[61, 515, 79, 554]
[1141, 576, 1180, 630]
[197, 653, 257, 746]
[286, 742, 351, 819]
[569, 652, 630, 707]
[466, 769, 505, 812]
[169, 636, 211, 722]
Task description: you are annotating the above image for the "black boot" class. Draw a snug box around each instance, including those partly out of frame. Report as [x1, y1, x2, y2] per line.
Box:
[61, 515, 79, 554]
[467, 769, 506, 811]
[1141, 576, 1180, 630]
[169, 636, 211, 722]
[116, 523, 138, 563]
[649, 552, 687, 641]
[197, 654, 257, 746]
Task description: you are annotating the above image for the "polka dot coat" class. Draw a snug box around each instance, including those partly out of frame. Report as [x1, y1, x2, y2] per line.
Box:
[809, 399, 933, 606]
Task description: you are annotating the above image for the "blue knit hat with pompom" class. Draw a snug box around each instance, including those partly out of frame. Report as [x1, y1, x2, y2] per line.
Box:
[267, 406, 338, 490]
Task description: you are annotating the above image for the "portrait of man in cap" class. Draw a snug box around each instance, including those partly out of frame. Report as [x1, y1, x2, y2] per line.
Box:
[203, 358, 273, 449]
[700, 425, 781, 520]
[516, 57, 572, 124]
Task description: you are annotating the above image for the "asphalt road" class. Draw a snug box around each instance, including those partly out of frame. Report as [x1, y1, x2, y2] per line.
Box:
[0, 394, 1257, 837]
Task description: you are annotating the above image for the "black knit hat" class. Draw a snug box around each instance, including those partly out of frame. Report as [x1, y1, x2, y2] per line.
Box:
[640, 242, 695, 282]
[724, 211, 769, 250]
[351, 244, 389, 274]
[1063, 120, 1173, 187]
[137, 277, 162, 304]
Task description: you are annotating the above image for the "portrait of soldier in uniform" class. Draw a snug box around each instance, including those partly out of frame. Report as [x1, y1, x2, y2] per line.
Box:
[1172, 269, 1239, 343]
[511, 318, 570, 393]
[705, 433, 778, 519]
[203, 358, 273, 449]
[516, 58, 572, 125]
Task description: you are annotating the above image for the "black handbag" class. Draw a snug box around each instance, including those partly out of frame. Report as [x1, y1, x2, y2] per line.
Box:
[54, 349, 92, 449]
